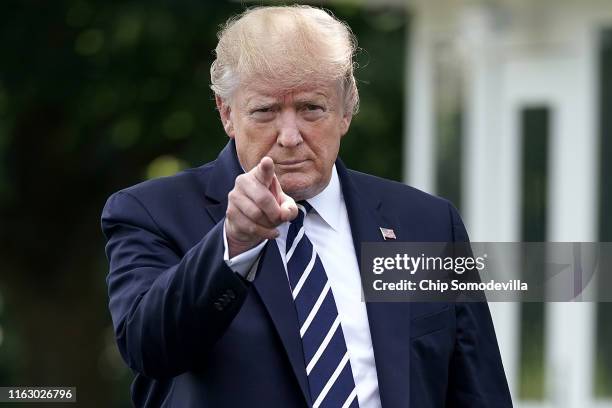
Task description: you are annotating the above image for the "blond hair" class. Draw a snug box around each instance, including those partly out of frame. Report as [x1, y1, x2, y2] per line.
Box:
[210, 5, 359, 114]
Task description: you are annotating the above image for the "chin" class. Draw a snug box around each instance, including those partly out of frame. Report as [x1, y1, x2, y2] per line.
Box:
[279, 173, 321, 201]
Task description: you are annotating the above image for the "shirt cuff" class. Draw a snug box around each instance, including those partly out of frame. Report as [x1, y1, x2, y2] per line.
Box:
[223, 223, 267, 281]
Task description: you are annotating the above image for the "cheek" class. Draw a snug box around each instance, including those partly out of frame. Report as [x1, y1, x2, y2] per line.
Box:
[312, 132, 341, 161]
[235, 129, 276, 166]
[250, 125, 278, 147]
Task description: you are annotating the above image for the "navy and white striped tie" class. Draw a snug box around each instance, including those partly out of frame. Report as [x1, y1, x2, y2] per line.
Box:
[286, 201, 359, 408]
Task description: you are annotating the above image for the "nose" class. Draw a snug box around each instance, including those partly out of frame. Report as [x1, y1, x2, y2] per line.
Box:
[276, 110, 302, 148]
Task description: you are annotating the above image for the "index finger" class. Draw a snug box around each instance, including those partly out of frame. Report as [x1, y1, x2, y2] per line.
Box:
[270, 174, 298, 222]
[251, 156, 275, 188]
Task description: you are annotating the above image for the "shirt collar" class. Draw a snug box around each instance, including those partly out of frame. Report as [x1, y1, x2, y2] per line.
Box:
[306, 165, 343, 231]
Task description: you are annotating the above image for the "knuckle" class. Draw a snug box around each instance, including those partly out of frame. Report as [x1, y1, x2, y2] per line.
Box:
[246, 224, 257, 236]
[249, 206, 264, 220]
[252, 192, 266, 206]
[235, 174, 247, 188]
[243, 206, 255, 220]
[253, 190, 270, 206]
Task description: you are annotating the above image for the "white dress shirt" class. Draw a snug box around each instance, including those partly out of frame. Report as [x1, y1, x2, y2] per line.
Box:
[223, 165, 382, 408]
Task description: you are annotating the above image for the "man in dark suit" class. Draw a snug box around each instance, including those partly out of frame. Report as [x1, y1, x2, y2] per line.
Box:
[102, 5, 512, 407]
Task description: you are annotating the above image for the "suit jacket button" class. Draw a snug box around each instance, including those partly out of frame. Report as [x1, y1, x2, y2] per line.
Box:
[214, 302, 223, 311]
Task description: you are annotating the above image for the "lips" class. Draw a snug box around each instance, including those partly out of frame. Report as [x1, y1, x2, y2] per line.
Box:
[276, 159, 306, 165]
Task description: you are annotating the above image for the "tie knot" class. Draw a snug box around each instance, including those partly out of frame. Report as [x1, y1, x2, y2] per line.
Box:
[297, 200, 312, 213]
[289, 201, 312, 230]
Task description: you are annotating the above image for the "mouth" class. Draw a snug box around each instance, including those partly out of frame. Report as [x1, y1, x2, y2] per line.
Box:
[275, 159, 309, 167]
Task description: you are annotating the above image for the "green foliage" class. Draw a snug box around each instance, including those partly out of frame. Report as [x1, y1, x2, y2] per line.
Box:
[340, 7, 405, 181]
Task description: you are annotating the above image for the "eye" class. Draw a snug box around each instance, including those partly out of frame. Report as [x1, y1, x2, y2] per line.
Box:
[250, 107, 272, 114]
[305, 104, 323, 112]
[249, 106, 276, 121]
[301, 104, 325, 121]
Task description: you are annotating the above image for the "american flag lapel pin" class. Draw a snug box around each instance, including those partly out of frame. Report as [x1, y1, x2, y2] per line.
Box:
[379, 227, 396, 240]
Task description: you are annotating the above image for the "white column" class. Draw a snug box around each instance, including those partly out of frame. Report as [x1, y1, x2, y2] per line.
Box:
[459, 5, 520, 401]
[405, 4, 435, 192]
[544, 20, 597, 408]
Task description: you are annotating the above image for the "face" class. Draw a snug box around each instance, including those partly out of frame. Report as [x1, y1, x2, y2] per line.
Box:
[217, 81, 352, 201]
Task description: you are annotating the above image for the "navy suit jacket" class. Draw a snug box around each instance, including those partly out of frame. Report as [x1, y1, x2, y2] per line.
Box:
[102, 140, 512, 407]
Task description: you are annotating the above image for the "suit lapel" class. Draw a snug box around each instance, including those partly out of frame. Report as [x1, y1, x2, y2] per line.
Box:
[203, 140, 244, 224]
[252, 243, 312, 406]
[202, 141, 311, 406]
[336, 160, 412, 408]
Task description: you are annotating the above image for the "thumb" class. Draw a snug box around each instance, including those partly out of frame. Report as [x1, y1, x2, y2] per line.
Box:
[271, 175, 298, 222]
[253, 156, 275, 188]
[279, 193, 298, 222]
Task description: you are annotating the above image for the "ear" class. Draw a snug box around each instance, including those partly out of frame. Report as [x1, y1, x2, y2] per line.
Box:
[339, 113, 352, 138]
[215, 95, 235, 138]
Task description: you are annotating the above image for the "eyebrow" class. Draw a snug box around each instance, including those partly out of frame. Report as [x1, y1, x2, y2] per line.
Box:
[294, 93, 328, 103]
[295, 91, 328, 100]
[243, 96, 276, 109]
[246, 91, 327, 103]
[244, 90, 329, 106]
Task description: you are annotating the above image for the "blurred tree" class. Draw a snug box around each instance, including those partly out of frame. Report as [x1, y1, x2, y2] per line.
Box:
[0, 0, 405, 406]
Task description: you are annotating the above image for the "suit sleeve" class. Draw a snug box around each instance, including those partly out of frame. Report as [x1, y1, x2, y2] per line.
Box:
[101, 190, 249, 379]
[445, 203, 513, 407]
